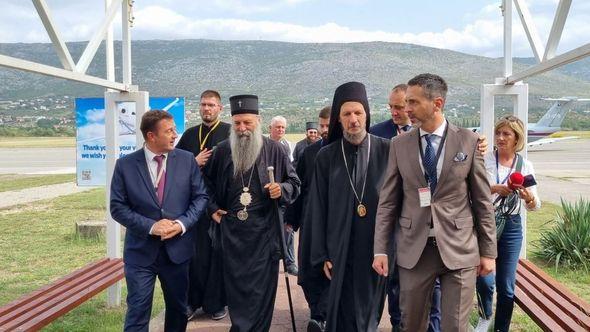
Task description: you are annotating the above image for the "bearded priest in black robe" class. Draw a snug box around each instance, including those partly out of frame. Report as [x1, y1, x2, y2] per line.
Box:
[308, 82, 390, 331]
[204, 94, 300, 332]
[176, 89, 231, 320]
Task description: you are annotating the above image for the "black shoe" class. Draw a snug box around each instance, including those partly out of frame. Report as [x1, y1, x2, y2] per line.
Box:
[211, 308, 228, 320]
[286, 264, 299, 276]
[307, 319, 325, 332]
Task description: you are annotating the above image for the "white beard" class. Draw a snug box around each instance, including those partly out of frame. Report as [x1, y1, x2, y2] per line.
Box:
[230, 124, 264, 177]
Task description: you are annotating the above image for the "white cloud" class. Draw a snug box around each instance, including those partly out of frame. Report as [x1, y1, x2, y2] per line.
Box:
[78, 123, 105, 140]
[85, 108, 105, 123]
[0, 1, 588, 58]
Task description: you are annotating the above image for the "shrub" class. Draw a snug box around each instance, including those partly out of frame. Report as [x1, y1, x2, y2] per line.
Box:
[534, 198, 590, 271]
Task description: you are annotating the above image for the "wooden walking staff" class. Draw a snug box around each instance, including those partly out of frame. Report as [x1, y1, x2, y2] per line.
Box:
[267, 166, 297, 332]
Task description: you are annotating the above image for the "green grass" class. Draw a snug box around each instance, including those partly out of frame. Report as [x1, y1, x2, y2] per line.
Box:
[0, 136, 75, 148]
[0, 173, 75, 192]
[0, 188, 164, 331]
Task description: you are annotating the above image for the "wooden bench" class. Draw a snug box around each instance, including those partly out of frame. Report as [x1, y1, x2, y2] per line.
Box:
[0, 258, 124, 331]
[515, 259, 590, 332]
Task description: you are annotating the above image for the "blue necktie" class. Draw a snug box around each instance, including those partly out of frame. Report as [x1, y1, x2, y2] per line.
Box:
[401, 125, 411, 132]
[423, 134, 437, 193]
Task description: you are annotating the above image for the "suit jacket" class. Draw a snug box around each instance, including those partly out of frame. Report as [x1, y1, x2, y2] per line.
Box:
[110, 148, 209, 267]
[374, 122, 496, 270]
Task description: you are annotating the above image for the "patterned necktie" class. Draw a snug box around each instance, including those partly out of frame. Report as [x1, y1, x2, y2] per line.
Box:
[423, 134, 437, 193]
[153, 155, 166, 205]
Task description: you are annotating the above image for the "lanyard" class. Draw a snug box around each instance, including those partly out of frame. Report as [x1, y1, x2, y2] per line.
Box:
[495, 150, 517, 184]
[198, 120, 221, 151]
[418, 121, 448, 181]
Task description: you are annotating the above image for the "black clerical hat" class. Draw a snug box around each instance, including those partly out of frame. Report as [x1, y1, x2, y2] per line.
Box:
[327, 81, 371, 144]
[306, 121, 318, 130]
[229, 94, 259, 115]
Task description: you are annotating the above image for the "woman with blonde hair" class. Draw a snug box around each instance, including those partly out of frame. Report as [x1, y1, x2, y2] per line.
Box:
[474, 115, 540, 332]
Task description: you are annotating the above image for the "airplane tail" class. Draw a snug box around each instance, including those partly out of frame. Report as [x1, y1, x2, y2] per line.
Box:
[535, 100, 572, 128]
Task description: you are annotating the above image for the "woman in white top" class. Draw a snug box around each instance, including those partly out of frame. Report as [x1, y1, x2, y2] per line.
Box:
[475, 115, 540, 332]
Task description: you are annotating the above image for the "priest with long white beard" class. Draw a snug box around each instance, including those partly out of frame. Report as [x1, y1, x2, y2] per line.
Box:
[203, 94, 300, 332]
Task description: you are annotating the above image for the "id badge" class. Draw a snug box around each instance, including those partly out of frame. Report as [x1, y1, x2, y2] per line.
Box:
[418, 187, 431, 207]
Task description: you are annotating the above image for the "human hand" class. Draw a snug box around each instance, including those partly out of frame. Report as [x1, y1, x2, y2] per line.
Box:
[477, 135, 488, 155]
[160, 222, 182, 240]
[492, 184, 512, 197]
[478, 256, 496, 276]
[211, 209, 227, 224]
[285, 223, 293, 232]
[372, 255, 389, 277]
[151, 219, 175, 236]
[323, 261, 333, 280]
[196, 148, 213, 167]
[264, 182, 282, 199]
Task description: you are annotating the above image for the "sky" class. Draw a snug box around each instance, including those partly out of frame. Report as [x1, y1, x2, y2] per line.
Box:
[1, 0, 589, 58]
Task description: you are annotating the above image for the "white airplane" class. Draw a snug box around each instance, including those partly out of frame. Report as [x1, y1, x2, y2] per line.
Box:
[473, 97, 589, 147]
[527, 97, 589, 147]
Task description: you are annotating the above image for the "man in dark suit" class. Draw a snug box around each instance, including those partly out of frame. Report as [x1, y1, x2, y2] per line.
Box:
[373, 74, 496, 331]
[110, 110, 209, 332]
[370, 84, 412, 140]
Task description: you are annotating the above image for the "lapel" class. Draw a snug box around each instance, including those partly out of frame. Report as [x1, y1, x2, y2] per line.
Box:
[433, 122, 460, 197]
[134, 148, 160, 206]
[162, 149, 177, 205]
[406, 129, 428, 188]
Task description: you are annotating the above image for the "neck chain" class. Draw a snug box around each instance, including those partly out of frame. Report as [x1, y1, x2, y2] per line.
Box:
[198, 119, 221, 151]
[341, 135, 371, 217]
[237, 166, 255, 221]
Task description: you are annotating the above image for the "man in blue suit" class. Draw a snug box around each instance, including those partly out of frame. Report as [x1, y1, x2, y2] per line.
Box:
[110, 110, 209, 332]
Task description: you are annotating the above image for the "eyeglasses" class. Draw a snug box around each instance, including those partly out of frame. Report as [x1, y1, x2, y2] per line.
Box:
[200, 103, 219, 108]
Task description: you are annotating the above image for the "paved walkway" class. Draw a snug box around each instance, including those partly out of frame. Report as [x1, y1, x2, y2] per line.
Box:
[150, 233, 393, 331]
[0, 182, 93, 209]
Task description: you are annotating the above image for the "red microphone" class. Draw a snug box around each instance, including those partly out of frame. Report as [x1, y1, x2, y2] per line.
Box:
[508, 172, 524, 190]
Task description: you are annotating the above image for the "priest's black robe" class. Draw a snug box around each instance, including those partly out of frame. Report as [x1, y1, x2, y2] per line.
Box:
[307, 134, 390, 331]
[285, 139, 330, 321]
[176, 121, 231, 314]
[292, 137, 314, 169]
[204, 137, 300, 332]
[176, 122, 231, 156]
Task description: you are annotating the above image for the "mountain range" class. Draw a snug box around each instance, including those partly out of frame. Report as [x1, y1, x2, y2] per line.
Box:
[1, 39, 589, 126]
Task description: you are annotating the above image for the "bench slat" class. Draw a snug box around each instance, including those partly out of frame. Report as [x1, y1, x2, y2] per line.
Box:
[0, 258, 123, 331]
[0, 258, 110, 317]
[0, 258, 121, 325]
[520, 259, 590, 316]
[517, 263, 590, 330]
[16, 261, 124, 331]
[514, 286, 567, 332]
[516, 268, 585, 331]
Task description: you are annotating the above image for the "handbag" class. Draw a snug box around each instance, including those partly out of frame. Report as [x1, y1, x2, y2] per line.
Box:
[494, 154, 523, 240]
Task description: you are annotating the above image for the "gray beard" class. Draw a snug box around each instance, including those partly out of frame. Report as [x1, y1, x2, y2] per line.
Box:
[230, 125, 264, 177]
[343, 128, 367, 145]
